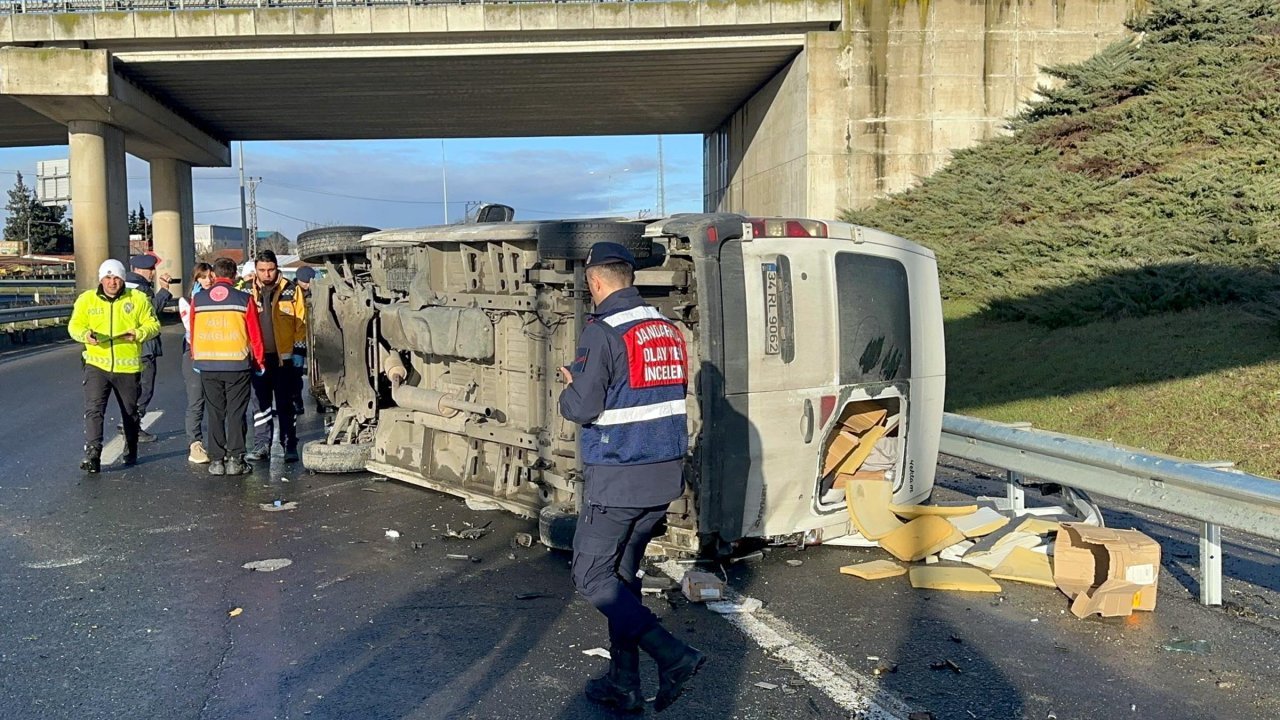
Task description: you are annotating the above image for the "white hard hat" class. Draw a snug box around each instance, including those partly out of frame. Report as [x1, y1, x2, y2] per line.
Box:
[98, 259, 126, 281]
[241, 260, 255, 277]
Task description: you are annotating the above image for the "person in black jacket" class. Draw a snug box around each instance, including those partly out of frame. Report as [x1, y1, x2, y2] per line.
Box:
[125, 254, 174, 442]
[558, 242, 704, 713]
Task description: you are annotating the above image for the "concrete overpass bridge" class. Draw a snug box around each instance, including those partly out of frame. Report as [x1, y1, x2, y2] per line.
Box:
[0, 0, 1141, 289]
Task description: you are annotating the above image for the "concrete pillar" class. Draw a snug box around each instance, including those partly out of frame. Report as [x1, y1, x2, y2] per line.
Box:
[150, 158, 195, 298]
[69, 120, 128, 291]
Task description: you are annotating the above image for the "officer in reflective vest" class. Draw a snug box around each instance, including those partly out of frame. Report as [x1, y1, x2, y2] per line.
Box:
[558, 241, 705, 713]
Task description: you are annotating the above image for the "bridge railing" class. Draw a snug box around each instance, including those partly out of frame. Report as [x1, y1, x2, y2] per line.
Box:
[940, 412, 1280, 607]
[0, 303, 72, 325]
[1, 0, 632, 13]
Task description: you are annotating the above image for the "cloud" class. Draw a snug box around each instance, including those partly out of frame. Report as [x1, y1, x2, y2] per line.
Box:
[0, 134, 705, 241]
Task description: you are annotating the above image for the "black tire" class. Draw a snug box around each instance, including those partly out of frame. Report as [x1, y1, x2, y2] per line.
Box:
[297, 225, 380, 264]
[302, 440, 371, 474]
[538, 503, 577, 551]
[536, 221, 652, 261]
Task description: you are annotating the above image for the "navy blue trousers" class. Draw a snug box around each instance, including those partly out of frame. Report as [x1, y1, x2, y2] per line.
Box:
[572, 504, 667, 647]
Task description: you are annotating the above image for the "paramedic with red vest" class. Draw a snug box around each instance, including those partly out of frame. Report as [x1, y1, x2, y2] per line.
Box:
[558, 241, 705, 714]
[191, 257, 266, 476]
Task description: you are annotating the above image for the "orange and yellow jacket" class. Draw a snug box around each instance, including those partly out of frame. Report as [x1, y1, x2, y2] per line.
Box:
[249, 276, 307, 364]
[190, 279, 266, 373]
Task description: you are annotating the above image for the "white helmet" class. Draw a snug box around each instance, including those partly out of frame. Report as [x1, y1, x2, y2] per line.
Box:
[98, 259, 126, 281]
[241, 260, 255, 278]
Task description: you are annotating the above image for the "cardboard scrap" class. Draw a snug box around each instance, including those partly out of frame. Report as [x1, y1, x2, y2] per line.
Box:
[1054, 523, 1161, 618]
[833, 425, 889, 476]
[845, 478, 905, 540]
[990, 546, 1056, 588]
[823, 431, 861, 476]
[962, 531, 1043, 571]
[680, 572, 726, 603]
[1015, 517, 1063, 536]
[840, 559, 906, 580]
[908, 567, 1002, 593]
[889, 501, 980, 520]
[879, 516, 966, 562]
[949, 507, 1011, 539]
[837, 401, 889, 434]
[938, 539, 975, 562]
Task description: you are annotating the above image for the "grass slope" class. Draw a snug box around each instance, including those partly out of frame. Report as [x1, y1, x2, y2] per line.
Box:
[844, 0, 1280, 475]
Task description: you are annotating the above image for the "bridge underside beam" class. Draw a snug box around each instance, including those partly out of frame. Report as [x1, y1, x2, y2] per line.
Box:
[0, 47, 230, 167]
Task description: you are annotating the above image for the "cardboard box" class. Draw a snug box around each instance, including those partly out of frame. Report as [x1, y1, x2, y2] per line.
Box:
[1053, 523, 1161, 618]
[837, 401, 888, 434]
[822, 430, 861, 476]
[680, 571, 726, 603]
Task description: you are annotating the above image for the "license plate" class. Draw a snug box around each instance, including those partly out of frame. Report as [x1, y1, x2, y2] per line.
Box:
[762, 263, 780, 355]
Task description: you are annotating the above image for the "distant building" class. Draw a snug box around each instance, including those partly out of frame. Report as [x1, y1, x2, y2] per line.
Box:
[255, 230, 290, 252]
[195, 224, 246, 255]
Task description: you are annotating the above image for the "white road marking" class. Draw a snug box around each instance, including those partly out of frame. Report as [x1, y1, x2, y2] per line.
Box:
[101, 410, 163, 465]
[23, 555, 95, 569]
[657, 560, 914, 720]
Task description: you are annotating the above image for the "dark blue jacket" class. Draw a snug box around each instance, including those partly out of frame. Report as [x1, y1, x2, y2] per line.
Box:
[125, 271, 172, 359]
[559, 286, 687, 508]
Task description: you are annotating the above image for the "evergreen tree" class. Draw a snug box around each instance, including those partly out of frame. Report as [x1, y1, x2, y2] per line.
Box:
[2, 173, 72, 255]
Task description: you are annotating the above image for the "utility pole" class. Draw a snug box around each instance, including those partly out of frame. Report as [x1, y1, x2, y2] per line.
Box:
[441, 139, 450, 224]
[238, 142, 249, 256]
[247, 176, 261, 258]
[657, 135, 666, 217]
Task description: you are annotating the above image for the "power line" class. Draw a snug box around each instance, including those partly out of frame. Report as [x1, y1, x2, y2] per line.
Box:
[257, 205, 321, 225]
[195, 206, 241, 215]
[266, 180, 449, 205]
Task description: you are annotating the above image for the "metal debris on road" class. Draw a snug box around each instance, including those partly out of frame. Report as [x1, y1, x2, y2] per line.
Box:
[242, 558, 292, 572]
[730, 550, 764, 564]
[929, 659, 962, 674]
[753, 682, 779, 690]
[513, 532, 533, 548]
[516, 592, 552, 601]
[445, 553, 481, 563]
[259, 500, 298, 512]
[1162, 639, 1209, 654]
[444, 523, 492, 541]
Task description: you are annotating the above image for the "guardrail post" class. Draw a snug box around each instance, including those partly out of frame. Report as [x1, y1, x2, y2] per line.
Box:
[1200, 522, 1222, 606]
[1007, 470, 1026, 514]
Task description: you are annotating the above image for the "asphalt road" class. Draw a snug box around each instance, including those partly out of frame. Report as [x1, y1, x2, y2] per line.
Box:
[1, 327, 1278, 720]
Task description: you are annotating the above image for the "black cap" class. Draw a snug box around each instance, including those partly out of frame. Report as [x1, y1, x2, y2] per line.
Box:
[294, 267, 316, 283]
[584, 242, 636, 269]
[129, 254, 158, 270]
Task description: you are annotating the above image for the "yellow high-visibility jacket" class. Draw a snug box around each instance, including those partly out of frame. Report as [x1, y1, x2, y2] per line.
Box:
[67, 286, 161, 374]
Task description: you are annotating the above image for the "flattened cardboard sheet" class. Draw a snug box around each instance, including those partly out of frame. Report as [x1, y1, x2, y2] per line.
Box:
[840, 560, 907, 580]
[949, 507, 1011, 538]
[908, 566, 1002, 592]
[880, 515, 966, 562]
[990, 546, 1056, 588]
[845, 478, 904, 540]
[889, 501, 979, 520]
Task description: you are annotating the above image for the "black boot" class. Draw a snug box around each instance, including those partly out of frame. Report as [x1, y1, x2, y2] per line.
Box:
[585, 643, 642, 713]
[80, 445, 101, 474]
[637, 625, 705, 712]
[122, 442, 138, 467]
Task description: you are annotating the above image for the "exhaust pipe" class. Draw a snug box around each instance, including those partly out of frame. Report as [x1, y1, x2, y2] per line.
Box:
[382, 351, 493, 418]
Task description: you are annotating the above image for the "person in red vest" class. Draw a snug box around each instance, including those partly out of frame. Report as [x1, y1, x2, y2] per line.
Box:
[190, 257, 265, 476]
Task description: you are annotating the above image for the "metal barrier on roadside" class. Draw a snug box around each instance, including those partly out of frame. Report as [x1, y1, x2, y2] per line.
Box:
[940, 412, 1280, 607]
[0, 304, 72, 325]
[0, 0, 641, 13]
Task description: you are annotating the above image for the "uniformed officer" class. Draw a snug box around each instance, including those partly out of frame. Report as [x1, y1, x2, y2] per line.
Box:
[125, 253, 174, 442]
[558, 242, 705, 713]
[68, 259, 161, 473]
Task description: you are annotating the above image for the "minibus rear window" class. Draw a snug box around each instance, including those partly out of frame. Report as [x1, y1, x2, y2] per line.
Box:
[835, 253, 911, 384]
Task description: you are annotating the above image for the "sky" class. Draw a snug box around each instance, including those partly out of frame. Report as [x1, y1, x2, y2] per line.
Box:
[0, 134, 706, 242]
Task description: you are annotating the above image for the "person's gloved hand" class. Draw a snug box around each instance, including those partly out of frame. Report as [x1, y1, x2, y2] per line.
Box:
[254, 367, 265, 377]
[291, 354, 305, 368]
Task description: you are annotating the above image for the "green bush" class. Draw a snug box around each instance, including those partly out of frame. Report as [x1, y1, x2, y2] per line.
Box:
[843, 0, 1280, 327]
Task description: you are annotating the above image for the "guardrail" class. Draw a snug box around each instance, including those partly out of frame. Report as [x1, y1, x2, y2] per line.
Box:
[940, 412, 1280, 606]
[0, 0, 629, 13]
[0, 279, 75, 288]
[0, 304, 72, 324]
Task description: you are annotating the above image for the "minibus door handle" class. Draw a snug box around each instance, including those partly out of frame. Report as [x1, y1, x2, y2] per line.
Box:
[801, 398, 815, 444]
